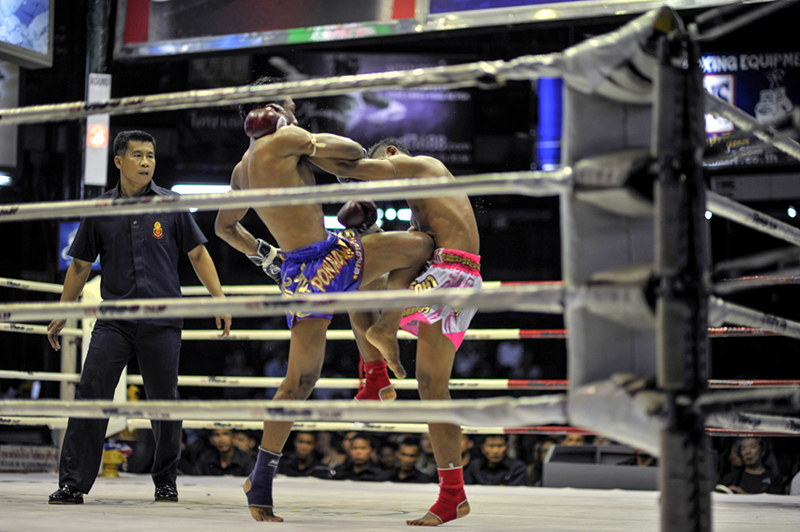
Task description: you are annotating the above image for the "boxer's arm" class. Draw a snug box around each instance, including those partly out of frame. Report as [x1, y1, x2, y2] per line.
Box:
[269, 126, 364, 160]
[214, 163, 260, 256]
[313, 154, 439, 181]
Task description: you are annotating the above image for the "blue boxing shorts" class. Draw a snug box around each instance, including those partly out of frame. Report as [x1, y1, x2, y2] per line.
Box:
[280, 229, 365, 328]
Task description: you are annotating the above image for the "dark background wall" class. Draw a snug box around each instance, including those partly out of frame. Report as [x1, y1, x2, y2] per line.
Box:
[1, 1, 800, 402]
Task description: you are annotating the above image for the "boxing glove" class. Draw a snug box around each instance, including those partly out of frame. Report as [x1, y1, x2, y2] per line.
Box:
[337, 200, 382, 235]
[244, 106, 289, 139]
[246, 239, 283, 283]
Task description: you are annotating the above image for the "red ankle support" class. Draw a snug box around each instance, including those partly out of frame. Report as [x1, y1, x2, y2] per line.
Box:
[428, 467, 467, 524]
[355, 360, 392, 401]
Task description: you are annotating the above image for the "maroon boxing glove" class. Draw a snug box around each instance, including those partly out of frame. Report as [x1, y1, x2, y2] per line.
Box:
[244, 105, 289, 139]
[337, 199, 381, 235]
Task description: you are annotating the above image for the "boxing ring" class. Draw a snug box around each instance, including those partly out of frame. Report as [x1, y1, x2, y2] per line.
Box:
[2, 5, 800, 531]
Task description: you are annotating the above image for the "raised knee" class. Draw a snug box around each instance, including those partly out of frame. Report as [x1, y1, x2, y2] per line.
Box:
[416, 234, 434, 261]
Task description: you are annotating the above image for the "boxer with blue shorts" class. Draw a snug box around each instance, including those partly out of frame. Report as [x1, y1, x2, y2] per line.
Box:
[216, 83, 433, 523]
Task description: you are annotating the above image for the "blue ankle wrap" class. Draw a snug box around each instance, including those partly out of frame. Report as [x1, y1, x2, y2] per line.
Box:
[245, 448, 281, 508]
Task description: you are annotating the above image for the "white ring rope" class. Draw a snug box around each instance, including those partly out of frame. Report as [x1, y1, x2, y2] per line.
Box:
[715, 274, 800, 295]
[0, 277, 520, 295]
[710, 296, 800, 340]
[0, 371, 539, 390]
[0, 323, 82, 337]
[2, 323, 778, 340]
[707, 191, 800, 248]
[3, 286, 799, 342]
[0, 285, 566, 323]
[3, 406, 797, 436]
[3, 416, 798, 438]
[0, 55, 566, 126]
[3, 370, 797, 391]
[0, 171, 571, 223]
[706, 411, 800, 435]
[0, 277, 64, 294]
[0, 396, 569, 427]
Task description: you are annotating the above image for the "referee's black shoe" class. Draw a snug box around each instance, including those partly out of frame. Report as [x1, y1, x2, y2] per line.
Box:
[154, 484, 178, 502]
[49, 485, 84, 504]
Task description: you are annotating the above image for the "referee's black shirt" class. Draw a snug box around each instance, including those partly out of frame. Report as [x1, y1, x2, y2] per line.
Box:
[68, 180, 207, 327]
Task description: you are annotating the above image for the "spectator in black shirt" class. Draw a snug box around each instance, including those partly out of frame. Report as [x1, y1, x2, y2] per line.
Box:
[390, 437, 436, 484]
[232, 429, 259, 458]
[378, 440, 398, 474]
[460, 434, 475, 468]
[192, 429, 256, 477]
[278, 432, 331, 478]
[464, 435, 529, 486]
[48, 130, 231, 506]
[720, 437, 786, 494]
[330, 433, 390, 481]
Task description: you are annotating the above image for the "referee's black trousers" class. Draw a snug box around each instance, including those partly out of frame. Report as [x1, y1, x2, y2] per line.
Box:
[58, 320, 182, 493]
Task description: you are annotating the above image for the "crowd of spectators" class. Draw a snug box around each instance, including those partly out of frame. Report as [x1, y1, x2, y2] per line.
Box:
[118, 426, 799, 494]
[11, 336, 796, 493]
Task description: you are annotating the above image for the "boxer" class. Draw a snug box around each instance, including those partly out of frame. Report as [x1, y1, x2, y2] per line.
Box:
[214, 81, 433, 523]
[312, 138, 481, 526]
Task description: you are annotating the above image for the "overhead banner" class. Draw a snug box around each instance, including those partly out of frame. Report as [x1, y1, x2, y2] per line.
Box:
[125, 0, 399, 42]
[430, 0, 571, 12]
[702, 52, 800, 167]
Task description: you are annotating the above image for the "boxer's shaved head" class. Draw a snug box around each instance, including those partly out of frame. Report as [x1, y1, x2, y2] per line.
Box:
[367, 138, 410, 158]
[239, 75, 286, 121]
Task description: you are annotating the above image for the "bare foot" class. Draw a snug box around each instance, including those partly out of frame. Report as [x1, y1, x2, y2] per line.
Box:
[407, 501, 470, 526]
[379, 385, 397, 402]
[406, 501, 469, 526]
[244, 478, 283, 522]
[248, 506, 284, 522]
[354, 383, 397, 402]
[366, 323, 406, 379]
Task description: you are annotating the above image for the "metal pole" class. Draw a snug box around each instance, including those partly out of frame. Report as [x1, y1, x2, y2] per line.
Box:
[84, 0, 112, 199]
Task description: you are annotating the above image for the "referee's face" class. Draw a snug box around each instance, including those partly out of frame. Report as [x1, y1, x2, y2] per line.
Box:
[115, 140, 155, 191]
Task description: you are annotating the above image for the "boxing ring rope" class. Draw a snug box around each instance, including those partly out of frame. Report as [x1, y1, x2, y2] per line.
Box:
[0, 27, 792, 170]
[2, 416, 798, 439]
[2, 285, 799, 342]
[1, 172, 799, 260]
[0, 396, 568, 426]
[0, 321, 784, 340]
[706, 191, 800, 247]
[0, 171, 572, 222]
[7, 274, 800, 299]
[2, 396, 798, 437]
[0, 285, 565, 322]
[3, 369, 799, 392]
[0, 54, 567, 125]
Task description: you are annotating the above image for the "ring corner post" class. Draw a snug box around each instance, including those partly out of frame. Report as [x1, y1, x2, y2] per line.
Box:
[652, 23, 714, 532]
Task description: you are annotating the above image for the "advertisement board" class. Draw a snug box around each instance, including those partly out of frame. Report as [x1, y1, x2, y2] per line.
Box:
[59, 222, 101, 271]
[702, 52, 800, 167]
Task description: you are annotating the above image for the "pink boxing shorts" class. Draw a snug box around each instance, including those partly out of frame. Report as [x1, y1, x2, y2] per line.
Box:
[400, 248, 482, 350]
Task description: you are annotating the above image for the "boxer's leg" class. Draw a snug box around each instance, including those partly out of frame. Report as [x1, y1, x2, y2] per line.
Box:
[360, 231, 433, 379]
[350, 276, 397, 401]
[407, 321, 469, 526]
[246, 318, 328, 522]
